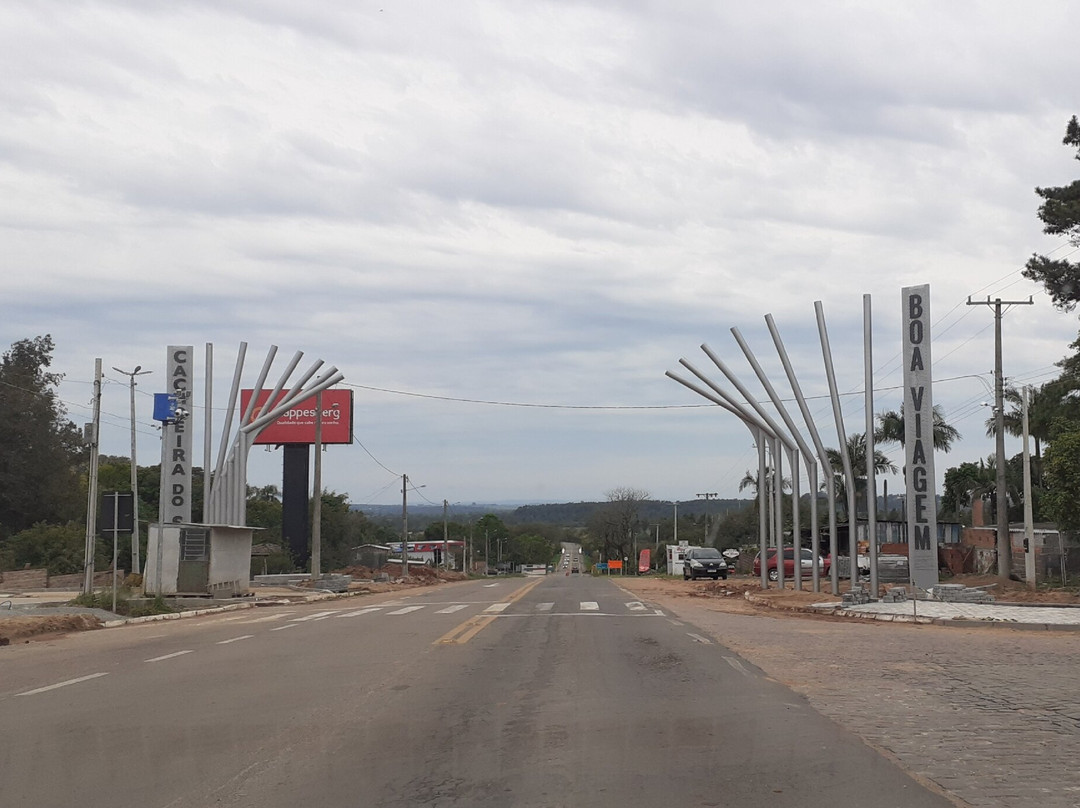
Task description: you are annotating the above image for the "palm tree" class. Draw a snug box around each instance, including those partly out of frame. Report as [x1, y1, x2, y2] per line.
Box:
[826, 433, 898, 520]
[738, 467, 790, 498]
[875, 404, 960, 452]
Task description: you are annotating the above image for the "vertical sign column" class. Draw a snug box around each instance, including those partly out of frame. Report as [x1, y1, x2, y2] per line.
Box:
[901, 286, 939, 590]
[160, 345, 194, 524]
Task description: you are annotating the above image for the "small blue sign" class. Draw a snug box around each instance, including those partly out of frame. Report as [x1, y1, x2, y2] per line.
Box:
[153, 393, 178, 422]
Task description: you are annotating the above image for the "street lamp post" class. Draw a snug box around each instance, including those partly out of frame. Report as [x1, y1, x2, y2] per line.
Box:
[112, 365, 151, 577]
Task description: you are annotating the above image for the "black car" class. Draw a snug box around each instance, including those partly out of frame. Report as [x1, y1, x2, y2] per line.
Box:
[682, 547, 728, 580]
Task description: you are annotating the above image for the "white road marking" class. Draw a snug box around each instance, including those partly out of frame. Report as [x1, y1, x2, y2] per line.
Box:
[289, 610, 342, 622]
[483, 583, 499, 588]
[217, 634, 254, 645]
[483, 603, 511, 613]
[626, 601, 647, 611]
[536, 602, 554, 611]
[17, 672, 109, 696]
[145, 650, 194, 663]
[339, 608, 383, 618]
[687, 633, 712, 644]
[436, 604, 469, 614]
[654, 608, 665, 616]
[387, 605, 425, 615]
[235, 612, 295, 624]
[270, 624, 299, 631]
[580, 602, 599, 611]
[724, 656, 749, 675]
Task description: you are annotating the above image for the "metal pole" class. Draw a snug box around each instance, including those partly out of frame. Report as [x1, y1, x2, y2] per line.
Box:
[730, 327, 819, 590]
[111, 495, 119, 614]
[312, 391, 323, 579]
[204, 344, 213, 520]
[113, 365, 151, 577]
[83, 359, 102, 594]
[1022, 386, 1036, 588]
[765, 315, 838, 594]
[816, 301, 859, 589]
[757, 433, 768, 588]
[401, 474, 409, 579]
[443, 499, 449, 571]
[864, 294, 879, 596]
[773, 438, 784, 589]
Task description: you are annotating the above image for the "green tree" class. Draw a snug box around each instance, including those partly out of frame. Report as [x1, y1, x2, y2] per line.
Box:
[1043, 431, 1080, 532]
[941, 461, 996, 521]
[826, 434, 897, 520]
[875, 404, 961, 452]
[1022, 115, 1080, 311]
[2, 521, 99, 574]
[0, 336, 85, 540]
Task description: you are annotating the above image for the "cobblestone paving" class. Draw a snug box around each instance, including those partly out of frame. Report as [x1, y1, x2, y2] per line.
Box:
[624, 583, 1080, 808]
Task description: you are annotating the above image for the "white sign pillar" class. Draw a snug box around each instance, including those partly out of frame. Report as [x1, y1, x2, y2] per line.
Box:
[160, 345, 194, 525]
[901, 286, 939, 590]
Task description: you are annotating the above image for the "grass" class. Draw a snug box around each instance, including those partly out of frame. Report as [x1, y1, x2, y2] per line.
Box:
[70, 589, 175, 617]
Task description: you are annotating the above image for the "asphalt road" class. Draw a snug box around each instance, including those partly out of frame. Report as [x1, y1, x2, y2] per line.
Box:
[1, 574, 954, 807]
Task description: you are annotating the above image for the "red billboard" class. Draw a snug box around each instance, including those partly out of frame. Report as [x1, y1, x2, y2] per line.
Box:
[240, 388, 354, 446]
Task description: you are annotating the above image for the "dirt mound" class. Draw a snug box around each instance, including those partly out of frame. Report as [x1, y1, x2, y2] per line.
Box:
[0, 614, 103, 645]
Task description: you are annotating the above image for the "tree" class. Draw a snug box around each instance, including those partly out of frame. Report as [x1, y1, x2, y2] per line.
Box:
[826, 434, 897, 520]
[1043, 431, 1080, 533]
[0, 336, 85, 540]
[584, 487, 650, 561]
[1022, 116, 1080, 312]
[941, 461, 996, 521]
[875, 404, 961, 452]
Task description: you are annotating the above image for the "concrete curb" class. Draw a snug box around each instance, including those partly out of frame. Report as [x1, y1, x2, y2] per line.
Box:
[100, 580, 464, 628]
[743, 590, 1080, 631]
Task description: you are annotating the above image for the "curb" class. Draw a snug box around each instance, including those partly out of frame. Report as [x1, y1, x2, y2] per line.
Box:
[743, 591, 1080, 631]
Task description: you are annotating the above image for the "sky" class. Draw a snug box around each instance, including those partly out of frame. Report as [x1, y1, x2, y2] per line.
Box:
[3, 1, 1079, 514]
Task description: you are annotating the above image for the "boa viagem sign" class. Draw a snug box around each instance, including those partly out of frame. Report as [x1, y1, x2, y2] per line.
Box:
[240, 388, 354, 445]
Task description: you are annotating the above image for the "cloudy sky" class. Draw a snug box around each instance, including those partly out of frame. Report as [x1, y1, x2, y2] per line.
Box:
[3, 1, 1079, 512]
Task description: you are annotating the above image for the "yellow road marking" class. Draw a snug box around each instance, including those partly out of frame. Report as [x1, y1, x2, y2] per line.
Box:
[436, 577, 545, 645]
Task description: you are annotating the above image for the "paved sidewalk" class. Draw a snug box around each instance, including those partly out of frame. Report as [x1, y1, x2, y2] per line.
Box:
[816, 599, 1080, 627]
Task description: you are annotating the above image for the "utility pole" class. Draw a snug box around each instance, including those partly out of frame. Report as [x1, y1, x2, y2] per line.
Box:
[401, 474, 409, 579]
[112, 365, 151, 577]
[967, 295, 1033, 584]
[696, 492, 718, 543]
[83, 359, 103, 594]
[443, 499, 449, 571]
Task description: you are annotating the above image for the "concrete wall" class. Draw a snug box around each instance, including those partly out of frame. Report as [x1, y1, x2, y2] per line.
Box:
[145, 524, 181, 595]
[208, 526, 253, 591]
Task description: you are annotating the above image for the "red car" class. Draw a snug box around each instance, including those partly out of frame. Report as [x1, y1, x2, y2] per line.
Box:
[753, 548, 830, 581]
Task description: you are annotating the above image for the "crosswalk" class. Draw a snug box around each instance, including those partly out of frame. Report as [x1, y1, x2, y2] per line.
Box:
[265, 600, 664, 625]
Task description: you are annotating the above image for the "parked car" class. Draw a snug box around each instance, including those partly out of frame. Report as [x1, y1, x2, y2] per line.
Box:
[753, 548, 831, 581]
[682, 547, 728, 580]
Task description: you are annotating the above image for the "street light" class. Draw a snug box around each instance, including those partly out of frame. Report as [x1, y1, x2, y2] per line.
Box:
[112, 365, 151, 577]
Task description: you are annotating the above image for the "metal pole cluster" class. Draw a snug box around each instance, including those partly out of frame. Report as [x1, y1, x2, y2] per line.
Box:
[667, 299, 880, 595]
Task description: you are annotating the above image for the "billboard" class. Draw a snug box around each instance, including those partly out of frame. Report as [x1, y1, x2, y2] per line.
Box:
[240, 388, 354, 445]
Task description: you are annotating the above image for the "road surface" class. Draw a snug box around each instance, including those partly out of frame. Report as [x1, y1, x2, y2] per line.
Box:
[1, 574, 953, 807]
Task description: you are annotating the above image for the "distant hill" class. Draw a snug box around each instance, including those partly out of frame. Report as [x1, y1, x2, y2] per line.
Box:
[352, 498, 752, 527]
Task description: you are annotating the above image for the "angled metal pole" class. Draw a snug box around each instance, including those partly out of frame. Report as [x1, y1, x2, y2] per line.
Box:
[816, 301, 859, 589]
[699, 344, 802, 588]
[731, 328, 821, 590]
[666, 369, 774, 587]
[765, 314, 839, 594]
